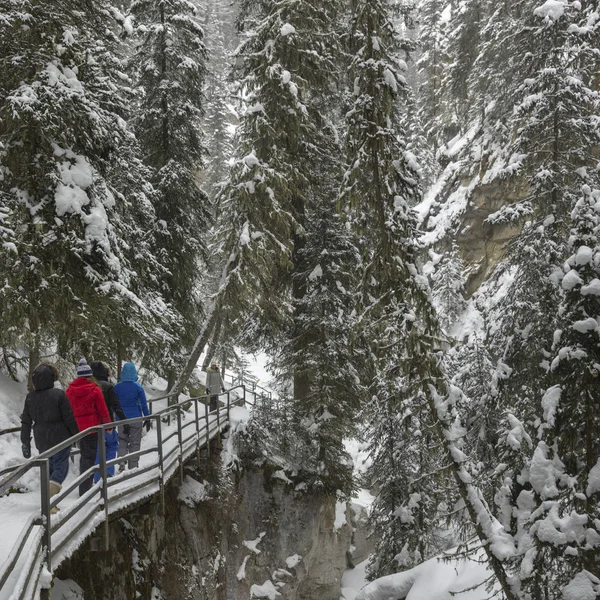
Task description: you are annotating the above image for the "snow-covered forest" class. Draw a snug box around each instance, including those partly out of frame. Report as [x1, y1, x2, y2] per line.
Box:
[1, 0, 599, 598]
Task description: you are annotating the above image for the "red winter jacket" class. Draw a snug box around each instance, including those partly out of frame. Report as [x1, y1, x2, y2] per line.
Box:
[66, 378, 111, 432]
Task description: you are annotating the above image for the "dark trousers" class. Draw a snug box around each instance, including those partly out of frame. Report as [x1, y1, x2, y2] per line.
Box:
[49, 446, 71, 485]
[210, 395, 218, 412]
[79, 432, 98, 496]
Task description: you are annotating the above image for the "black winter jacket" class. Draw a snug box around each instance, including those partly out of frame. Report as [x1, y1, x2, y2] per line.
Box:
[21, 365, 79, 453]
[90, 362, 126, 422]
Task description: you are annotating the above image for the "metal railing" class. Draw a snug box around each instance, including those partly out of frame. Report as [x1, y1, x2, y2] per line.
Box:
[0, 381, 271, 600]
[223, 372, 273, 404]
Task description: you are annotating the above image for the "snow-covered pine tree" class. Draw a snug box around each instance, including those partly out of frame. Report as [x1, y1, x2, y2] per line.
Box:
[129, 0, 211, 387]
[212, 0, 344, 375]
[439, 0, 483, 137]
[431, 244, 466, 332]
[341, 0, 456, 579]
[201, 0, 237, 202]
[276, 195, 362, 495]
[416, 0, 449, 160]
[518, 183, 600, 598]
[0, 0, 175, 379]
[482, 0, 600, 450]
[341, 1, 520, 594]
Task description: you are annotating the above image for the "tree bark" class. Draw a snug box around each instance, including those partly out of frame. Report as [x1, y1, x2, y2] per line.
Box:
[27, 342, 40, 392]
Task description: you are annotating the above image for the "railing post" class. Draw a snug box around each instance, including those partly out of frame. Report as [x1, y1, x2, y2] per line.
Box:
[194, 399, 201, 468]
[98, 426, 109, 551]
[227, 391, 230, 422]
[216, 396, 221, 450]
[39, 460, 52, 572]
[156, 416, 165, 515]
[176, 405, 184, 484]
[205, 401, 210, 458]
[242, 384, 246, 406]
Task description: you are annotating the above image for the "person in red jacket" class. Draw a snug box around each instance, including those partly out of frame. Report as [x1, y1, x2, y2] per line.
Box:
[66, 358, 112, 496]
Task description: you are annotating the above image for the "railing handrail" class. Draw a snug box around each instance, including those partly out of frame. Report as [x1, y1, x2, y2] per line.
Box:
[0, 385, 248, 486]
[0, 381, 261, 600]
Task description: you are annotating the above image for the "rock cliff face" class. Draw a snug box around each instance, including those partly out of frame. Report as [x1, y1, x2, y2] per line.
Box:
[54, 444, 354, 600]
[422, 172, 527, 297]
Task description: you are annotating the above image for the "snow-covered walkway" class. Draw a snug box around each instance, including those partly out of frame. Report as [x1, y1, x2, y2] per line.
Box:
[0, 373, 251, 600]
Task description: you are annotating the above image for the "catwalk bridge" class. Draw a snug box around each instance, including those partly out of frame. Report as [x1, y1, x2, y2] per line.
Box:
[0, 375, 271, 600]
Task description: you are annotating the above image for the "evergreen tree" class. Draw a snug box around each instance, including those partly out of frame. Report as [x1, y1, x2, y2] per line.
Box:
[201, 0, 237, 202]
[439, 0, 483, 137]
[341, 1, 520, 594]
[341, 0, 455, 580]
[214, 0, 344, 373]
[0, 0, 174, 379]
[431, 245, 466, 332]
[416, 0, 449, 159]
[518, 184, 600, 599]
[277, 197, 362, 495]
[482, 0, 600, 448]
[129, 0, 211, 385]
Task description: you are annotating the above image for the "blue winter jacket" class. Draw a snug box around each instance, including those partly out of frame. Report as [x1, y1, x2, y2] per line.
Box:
[114, 363, 149, 420]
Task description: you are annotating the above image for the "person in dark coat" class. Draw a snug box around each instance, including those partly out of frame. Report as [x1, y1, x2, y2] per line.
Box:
[20, 363, 79, 503]
[66, 358, 112, 496]
[91, 361, 128, 482]
[205, 363, 225, 412]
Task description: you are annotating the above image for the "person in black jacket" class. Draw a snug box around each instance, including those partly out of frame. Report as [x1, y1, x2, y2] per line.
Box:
[90, 361, 128, 481]
[20, 363, 79, 502]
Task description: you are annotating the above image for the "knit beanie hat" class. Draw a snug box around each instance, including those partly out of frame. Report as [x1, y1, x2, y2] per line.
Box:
[76, 358, 93, 378]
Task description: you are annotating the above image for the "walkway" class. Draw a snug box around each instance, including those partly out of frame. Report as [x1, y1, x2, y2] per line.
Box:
[0, 379, 270, 600]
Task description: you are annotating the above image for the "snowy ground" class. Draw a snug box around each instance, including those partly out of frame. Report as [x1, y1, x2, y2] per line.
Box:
[341, 444, 495, 600]
[341, 550, 496, 600]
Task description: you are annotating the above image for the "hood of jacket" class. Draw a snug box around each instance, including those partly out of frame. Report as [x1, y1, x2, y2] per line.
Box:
[32, 364, 57, 391]
[66, 377, 99, 400]
[120, 362, 139, 382]
[91, 361, 109, 382]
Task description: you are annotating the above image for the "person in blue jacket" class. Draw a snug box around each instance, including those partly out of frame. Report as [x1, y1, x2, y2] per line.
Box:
[114, 362, 149, 470]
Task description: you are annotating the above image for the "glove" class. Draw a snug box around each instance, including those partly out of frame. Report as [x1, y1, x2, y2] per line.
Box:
[22, 444, 31, 459]
[123, 424, 131, 436]
[144, 420, 152, 432]
[205, 389, 210, 396]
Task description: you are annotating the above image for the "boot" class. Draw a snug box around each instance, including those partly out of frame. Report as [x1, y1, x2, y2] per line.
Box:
[49, 481, 61, 514]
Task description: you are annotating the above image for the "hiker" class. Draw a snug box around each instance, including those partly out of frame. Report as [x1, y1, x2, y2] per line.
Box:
[91, 361, 128, 483]
[66, 358, 112, 496]
[205, 363, 225, 412]
[114, 362, 149, 470]
[20, 363, 79, 509]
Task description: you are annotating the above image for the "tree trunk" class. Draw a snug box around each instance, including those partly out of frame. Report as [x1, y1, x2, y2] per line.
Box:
[2, 347, 18, 382]
[170, 302, 220, 395]
[117, 342, 123, 382]
[202, 313, 223, 371]
[27, 342, 40, 392]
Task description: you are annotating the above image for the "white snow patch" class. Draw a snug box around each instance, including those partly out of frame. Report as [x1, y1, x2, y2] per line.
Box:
[572, 317, 598, 333]
[285, 554, 302, 569]
[586, 459, 600, 497]
[243, 532, 266, 555]
[280, 23, 296, 36]
[562, 269, 583, 291]
[534, 0, 567, 21]
[334, 501, 347, 531]
[178, 476, 210, 507]
[250, 579, 281, 599]
[272, 470, 293, 484]
[308, 264, 323, 281]
[541, 385, 561, 426]
[352, 548, 498, 600]
[581, 279, 600, 296]
[562, 571, 600, 600]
